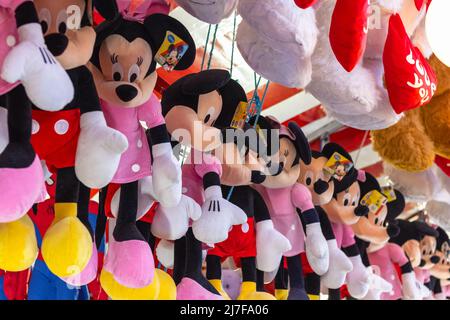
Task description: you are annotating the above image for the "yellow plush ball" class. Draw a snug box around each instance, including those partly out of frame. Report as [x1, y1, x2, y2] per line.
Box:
[41, 217, 93, 277]
[0, 215, 38, 271]
[155, 269, 177, 300]
[100, 268, 160, 300]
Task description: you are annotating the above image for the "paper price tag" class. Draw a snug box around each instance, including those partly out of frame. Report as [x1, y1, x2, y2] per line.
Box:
[323, 152, 354, 181]
[360, 190, 388, 214]
[155, 31, 189, 71]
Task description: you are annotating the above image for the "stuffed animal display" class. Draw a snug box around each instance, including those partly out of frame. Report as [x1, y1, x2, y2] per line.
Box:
[0, 0, 449, 301]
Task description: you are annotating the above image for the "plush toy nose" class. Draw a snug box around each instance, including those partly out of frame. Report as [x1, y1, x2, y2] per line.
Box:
[45, 33, 69, 57]
[116, 85, 138, 102]
[313, 179, 329, 195]
[430, 255, 440, 264]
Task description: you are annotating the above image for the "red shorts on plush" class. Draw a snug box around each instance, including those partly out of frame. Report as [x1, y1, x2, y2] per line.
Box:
[31, 109, 80, 169]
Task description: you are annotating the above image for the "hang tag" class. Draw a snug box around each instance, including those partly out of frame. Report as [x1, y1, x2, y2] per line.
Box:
[230, 102, 248, 129]
[155, 31, 189, 72]
[381, 185, 397, 203]
[323, 152, 354, 181]
[360, 190, 388, 214]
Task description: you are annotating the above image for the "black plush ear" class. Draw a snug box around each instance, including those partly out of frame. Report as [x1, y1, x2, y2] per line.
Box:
[288, 122, 311, 165]
[93, 0, 119, 21]
[386, 189, 405, 222]
[436, 227, 450, 252]
[390, 220, 417, 245]
[414, 221, 439, 239]
[181, 69, 231, 95]
[358, 172, 381, 199]
[144, 14, 196, 70]
[321, 142, 354, 163]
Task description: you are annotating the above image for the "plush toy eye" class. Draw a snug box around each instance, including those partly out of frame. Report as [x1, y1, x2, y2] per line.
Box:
[203, 107, 215, 124]
[374, 218, 379, 225]
[304, 171, 313, 186]
[343, 193, 352, 206]
[56, 10, 68, 34]
[112, 61, 123, 82]
[128, 64, 140, 83]
[39, 8, 51, 35]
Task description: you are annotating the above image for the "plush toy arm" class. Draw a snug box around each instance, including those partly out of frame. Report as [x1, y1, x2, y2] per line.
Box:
[344, 245, 371, 299]
[361, 268, 393, 300]
[292, 184, 329, 275]
[253, 189, 291, 272]
[1, 1, 73, 111]
[151, 194, 201, 241]
[75, 111, 128, 188]
[401, 271, 422, 300]
[148, 124, 182, 208]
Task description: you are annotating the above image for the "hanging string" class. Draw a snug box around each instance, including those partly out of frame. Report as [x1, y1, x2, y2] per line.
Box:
[201, 24, 212, 71]
[354, 130, 369, 167]
[206, 24, 219, 70]
[229, 11, 238, 77]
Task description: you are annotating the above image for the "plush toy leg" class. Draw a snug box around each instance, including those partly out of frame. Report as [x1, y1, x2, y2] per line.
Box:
[273, 260, 289, 300]
[103, 181, 155, 288]
[237, 257, 276, 300]
[0, 214, 38, 272]
[62, 183, 97, 286]
[305, 273, 321, 300]
[154, 268, 176, 300]
[176, 228, 223, 300]
[206, 255, 231, 300]
[286, 255, 309, 300]
[0, 85, 44, 222]
[41, 167, 92, 278]
[173, 235, 187, 285]
[328, 288, 342, 300]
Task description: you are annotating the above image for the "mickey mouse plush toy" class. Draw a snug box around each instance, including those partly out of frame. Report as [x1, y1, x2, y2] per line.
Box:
[88, 0, 196, 290]
[0, 0, 74, 272]
[159, 69, 248, 300]
[24, 0, 129, 284]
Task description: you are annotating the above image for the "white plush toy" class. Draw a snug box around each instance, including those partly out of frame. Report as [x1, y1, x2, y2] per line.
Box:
[174, 0, 238, 24]
[306, 0, 428, 130]
[237, 0, 318, 88]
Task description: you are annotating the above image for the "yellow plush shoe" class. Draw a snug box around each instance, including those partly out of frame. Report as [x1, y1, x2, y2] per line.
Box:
[155, 269, 176, 300]
[100, 268, 160, 300]
[275, 289, 289, 300]
[41, 203, 92, 277]
[237, 282, 276, 300]
[308, 294, 320, 300]
[209, 279, 232, 300]
[0, 215, 38, 271]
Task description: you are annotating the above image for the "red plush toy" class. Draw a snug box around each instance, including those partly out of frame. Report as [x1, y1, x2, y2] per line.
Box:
[329, 0, 369, 72]
[383, 14, 437, 114]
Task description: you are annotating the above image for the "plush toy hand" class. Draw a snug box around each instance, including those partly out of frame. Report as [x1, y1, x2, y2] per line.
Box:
[321, 240, 353, 289]
[151, 195, 202, 241]
[151, 143, 182, 207]
[255, 220, 292, 272]
[305, 223, 329, 275]
[361, 268, 393, 300]
[1, 23, 73, 111]
[75, 111, 128, 188]
[192, 186, 247, 244]
[155, 239, 174, 269]
[401, 272, 422, 300]
[345, 256, 371, 299]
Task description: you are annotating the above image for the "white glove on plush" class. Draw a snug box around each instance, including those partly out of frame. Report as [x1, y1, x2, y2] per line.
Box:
[151, 195, 202, 241]
[1, 23, 73, 111]
[361, 268, 393, 300]
[0, 107, 8, 153]
[402, 272, 422, 300]
[155, 239, 174, 269]
[345, 255, 371, 299]
[418, 281, 432, 300]
[321, 240, 353, 289]
[255, 220, 292, 273]
[75, 111, 128, 188]
[151, 143, 182, 208]
[305, 223, 329, 275]
[192, 186, 247, 244]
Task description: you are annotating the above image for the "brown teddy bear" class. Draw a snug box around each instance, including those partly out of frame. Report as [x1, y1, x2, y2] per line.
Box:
[371, 54, 450, 172]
